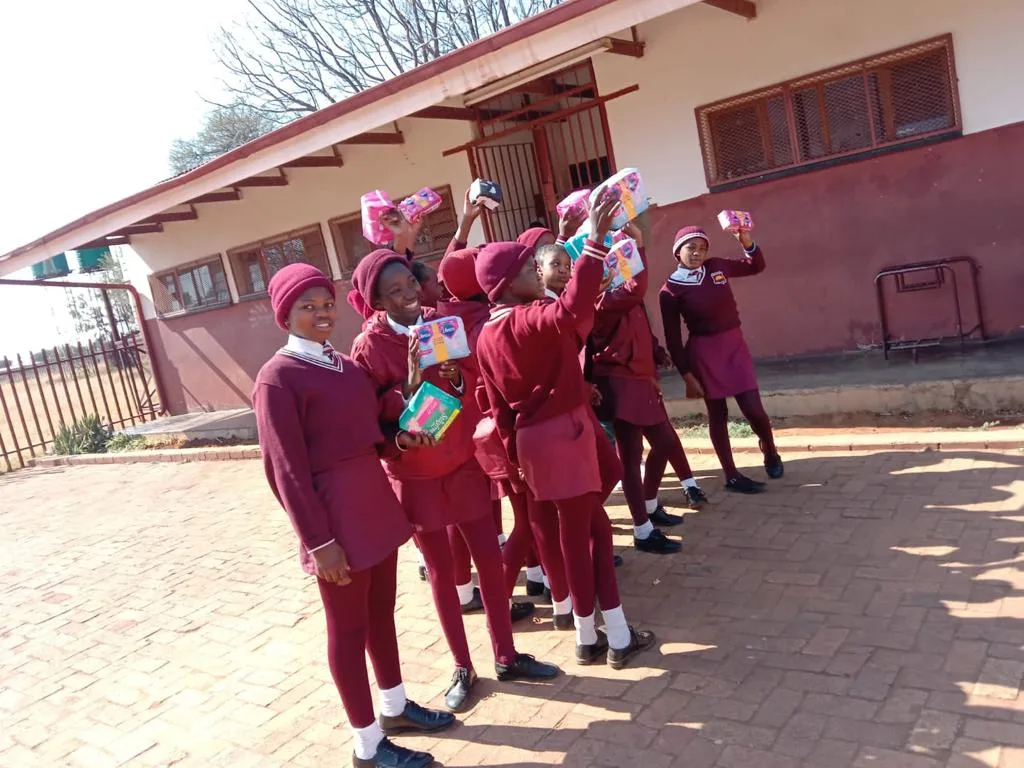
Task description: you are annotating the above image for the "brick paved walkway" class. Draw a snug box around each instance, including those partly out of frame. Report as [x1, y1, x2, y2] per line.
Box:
[2, 449, 1023, 767]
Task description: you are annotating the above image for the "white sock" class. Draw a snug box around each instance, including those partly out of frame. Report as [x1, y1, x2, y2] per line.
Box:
[644, 498, 659, 515]
[415, 548, 426, 567]
[378, 683, 406, 718]
[497, 533, 507, 546]
[542, 573, 550, 589]
[553, 596, 573, 616]
[603, 605, 631, 650]
[574, 611, 598, 646]
[634, 520, 654, 540]
[352, 722, 385, 760]
[682, 477, 697, 489]
[525, 566, 544, 582]
[456, 582, 475, 604]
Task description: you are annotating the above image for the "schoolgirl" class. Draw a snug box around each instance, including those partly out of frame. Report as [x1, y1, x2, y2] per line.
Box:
[659, 226, 783, 492]
[348, 250, 559, 713]
[253, 264, 454, 768]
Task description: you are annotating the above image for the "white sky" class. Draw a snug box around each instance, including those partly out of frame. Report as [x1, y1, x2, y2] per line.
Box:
[0, 0, 248, 357]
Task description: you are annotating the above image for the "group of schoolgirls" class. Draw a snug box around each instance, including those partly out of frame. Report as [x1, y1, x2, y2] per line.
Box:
[252, 176, 783, 768]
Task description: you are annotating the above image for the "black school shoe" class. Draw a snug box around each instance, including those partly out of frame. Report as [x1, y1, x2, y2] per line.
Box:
[634, 529, 681, 555]
[444, 666, 477, 713]
[510, 601, 535, 623]
[761, 443, 784, 479]
[352, 738, 433, 768]
[460, 588, 483, 614]
[725, 474, 766, 494]
[495, 653, 561, 682]
[684, 486, 709, 509]
[613, 554, 624, 567]
[379, 700, 456, 736]
[417, 565, 428, 582]
[649, 505, 684, 527]
[576, 629, 609, 665]
[608, 627, 657, 670]
[526, 578, 547, 598]
[552, 612, 574, 631]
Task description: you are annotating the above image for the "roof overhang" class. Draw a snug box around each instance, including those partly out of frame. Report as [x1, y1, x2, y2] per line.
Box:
[0, 0, 708, 275]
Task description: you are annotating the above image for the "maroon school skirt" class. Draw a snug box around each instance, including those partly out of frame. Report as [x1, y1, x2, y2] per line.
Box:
[387, 457, 491, 533]
[606, 375, 667, 427]
[310, 452, 413, 576]
[517, 404, 606, 502]
[688, 327, 759, 400]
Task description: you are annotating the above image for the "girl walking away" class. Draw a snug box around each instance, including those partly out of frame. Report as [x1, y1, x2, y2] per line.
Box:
[659, 226, 783, 493]
[349, 250, 560, 713]
[474, 198, 655, 670]
[253, 264, 454, 768]
[437, 247, 573, 630]
[589, 223, 707, 555]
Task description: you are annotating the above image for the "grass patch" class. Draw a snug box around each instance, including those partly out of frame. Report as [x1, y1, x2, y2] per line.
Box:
[676, 418, 754, 439]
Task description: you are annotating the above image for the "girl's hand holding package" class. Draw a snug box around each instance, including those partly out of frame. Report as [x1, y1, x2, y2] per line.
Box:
[734, 229, 755, 250]
[621, 220, 644, 248]
[558, 206, 587, 241]
[405, 335, 423, 396]
[397, 430, 437, 450]
[589, 196, 620, 241]
[438, 360, 463, 388]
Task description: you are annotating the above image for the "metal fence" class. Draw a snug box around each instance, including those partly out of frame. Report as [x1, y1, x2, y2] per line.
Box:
[0, 279, 166, 471]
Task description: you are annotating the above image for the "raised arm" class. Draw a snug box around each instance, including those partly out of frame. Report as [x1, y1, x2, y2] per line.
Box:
[720, 231, 765, 277]
[596, 245, 649, 315]
[254, 382, 335, 552]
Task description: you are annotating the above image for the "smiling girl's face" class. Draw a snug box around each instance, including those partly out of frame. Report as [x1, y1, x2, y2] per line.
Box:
[287, 286, 336, 343]
[373, 262, 423, 326]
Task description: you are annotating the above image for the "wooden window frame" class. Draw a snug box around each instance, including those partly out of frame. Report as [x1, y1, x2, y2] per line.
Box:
[227, 223, 331, 299]
[328, 184, 458, 277]
[696, 34, 962, 191]
[149, 255, 232, 318]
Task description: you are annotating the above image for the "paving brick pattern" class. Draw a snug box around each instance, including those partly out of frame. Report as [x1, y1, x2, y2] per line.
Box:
[2, 448, 1023, 767]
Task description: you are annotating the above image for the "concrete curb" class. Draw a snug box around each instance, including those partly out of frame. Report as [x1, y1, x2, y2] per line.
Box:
[27, 430, 1024, 469]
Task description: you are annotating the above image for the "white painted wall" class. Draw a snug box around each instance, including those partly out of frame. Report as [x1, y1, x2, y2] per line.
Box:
[129, 116, 484, 318]
[594, 0, 1024, 206]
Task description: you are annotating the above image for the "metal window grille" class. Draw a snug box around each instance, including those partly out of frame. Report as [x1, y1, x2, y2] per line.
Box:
[697, 35, 961, 189]
[228, 225, 331, 297]
[149, 257, 231, 316]
[329, 185, 458, 275]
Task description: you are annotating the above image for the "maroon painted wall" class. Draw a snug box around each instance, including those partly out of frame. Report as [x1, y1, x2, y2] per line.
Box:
[642, 121, 1024, 360]
[148, 280, 365, 414]
[150, 122, 1024, 415]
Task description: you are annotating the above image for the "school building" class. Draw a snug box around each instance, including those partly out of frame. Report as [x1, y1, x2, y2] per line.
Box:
[3, 0, 1023, 415]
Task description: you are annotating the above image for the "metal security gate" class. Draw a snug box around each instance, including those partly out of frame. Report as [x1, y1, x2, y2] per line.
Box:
[0, 278, 166, 471]
[446, 60, 638, 241]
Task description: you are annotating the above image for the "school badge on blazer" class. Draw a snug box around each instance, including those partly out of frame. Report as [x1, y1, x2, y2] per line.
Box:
[711, 271, 728, 286]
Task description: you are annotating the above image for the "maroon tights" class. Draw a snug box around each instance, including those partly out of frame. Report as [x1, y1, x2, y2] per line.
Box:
[451, 499, 540, 586]
[613, 418, 694, 526]
[317, 550, 402, 729]
[645, 389, 776, 486]
[417, 514, 516, 668]
[541, 492, 621, 616]
[502, 491, 569, 601]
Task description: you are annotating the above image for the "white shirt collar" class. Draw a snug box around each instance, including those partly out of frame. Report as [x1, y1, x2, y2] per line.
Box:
[386, 313, 423, 337]
[281, 334, 342, 371]
[669, 265, 706, 285]
[543, 288, 560, 300]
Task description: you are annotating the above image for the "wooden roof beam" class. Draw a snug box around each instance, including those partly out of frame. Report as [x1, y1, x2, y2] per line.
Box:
[703, 0, 757, 19]
[412, 106, 478, 121]
[111, 223, 164, 237]
[78, 236, 131, 249]
[139, 208, 198, 225]
[234, 174, 289, 188]
[189, 190, 241, 204]
[281, 154, 345, 168]
[338, 131, 405, 145]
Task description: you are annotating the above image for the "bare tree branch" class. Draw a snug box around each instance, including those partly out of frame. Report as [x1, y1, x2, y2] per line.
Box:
[208, 0, 561, 123]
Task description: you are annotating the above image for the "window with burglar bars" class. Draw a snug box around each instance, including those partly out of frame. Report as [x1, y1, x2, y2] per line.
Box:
[228, 225, 332, 298]
[150, 256, 231, 316]
[697, 35, 961, 189]
[329, 185, 458, 276]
